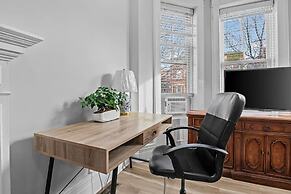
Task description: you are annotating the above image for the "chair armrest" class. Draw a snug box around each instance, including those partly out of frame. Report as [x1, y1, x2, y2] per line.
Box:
[162, 143, 228, 178]
[163, 126, 199, 134]
[163, 127, 199, 147]
[163, 143, 228, 155]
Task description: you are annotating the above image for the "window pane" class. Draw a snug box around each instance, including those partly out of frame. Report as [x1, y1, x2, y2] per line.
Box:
[160, 5, 194, 94]
[161, 63, 188, 94]
[161, 33, 193, 47]
[160, 46, 190, 64]
[223, 13, 268, 69]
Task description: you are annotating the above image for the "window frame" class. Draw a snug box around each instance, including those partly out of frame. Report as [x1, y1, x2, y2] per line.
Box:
[219, 2, 277, 91]
[160, 3, 196, 95]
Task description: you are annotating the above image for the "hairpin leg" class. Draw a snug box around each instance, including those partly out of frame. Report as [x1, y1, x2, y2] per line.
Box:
[129, 157, 133, 168]
[45, 157, 55, 194]
[110, 167, 118, 194]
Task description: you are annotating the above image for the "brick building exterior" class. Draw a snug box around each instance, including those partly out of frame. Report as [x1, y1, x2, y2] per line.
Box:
[161, 64, 187, 93]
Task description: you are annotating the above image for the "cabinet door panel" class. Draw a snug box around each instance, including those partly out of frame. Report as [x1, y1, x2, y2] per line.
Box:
[266, 136, 290, 178]
[242, 134, 265, 173]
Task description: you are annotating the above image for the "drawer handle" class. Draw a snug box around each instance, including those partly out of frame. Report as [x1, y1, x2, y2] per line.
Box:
[152, 131, 157, 135]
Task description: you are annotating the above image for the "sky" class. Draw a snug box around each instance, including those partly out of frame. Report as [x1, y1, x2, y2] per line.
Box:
[224, 14, 266, 59]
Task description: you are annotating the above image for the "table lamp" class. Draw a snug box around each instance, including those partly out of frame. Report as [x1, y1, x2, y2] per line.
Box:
[112, 69, 137, 115]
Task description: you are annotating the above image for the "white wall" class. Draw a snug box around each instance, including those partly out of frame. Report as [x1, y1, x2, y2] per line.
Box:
[276, 0, 290, 67]
[131, 0, 155, 113]
[129, 0, 163, 113]
[200, 0, 213, 108]
[0, 87, 10, 194]
[0, 0, 129, 193]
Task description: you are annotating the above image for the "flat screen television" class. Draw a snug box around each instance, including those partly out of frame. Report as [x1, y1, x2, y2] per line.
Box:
[224, 67, 291, 111]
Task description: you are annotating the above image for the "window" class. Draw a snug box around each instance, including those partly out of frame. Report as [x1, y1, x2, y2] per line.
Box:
[220, 0, 276, 70]
[160, 3, 195, 94]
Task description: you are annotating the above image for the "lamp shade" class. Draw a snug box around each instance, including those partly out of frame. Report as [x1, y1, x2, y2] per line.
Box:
[112, 69, 137, 92]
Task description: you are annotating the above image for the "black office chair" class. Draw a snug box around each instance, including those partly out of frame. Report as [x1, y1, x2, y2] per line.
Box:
[149, 92, 245, 194]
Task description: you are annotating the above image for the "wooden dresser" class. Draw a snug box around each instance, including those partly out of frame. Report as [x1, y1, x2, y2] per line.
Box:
[188, 110, 291, 190]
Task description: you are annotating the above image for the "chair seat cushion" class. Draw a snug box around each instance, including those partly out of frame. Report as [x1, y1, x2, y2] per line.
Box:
[149, 145, 175, 177]
[149, 145, 214, 181]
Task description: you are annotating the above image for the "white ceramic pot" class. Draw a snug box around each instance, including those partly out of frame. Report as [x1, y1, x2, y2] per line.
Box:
[92, 110, 120, 122]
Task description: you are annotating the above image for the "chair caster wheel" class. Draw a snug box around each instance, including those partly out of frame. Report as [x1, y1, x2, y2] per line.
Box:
[179, 190, 186, 194]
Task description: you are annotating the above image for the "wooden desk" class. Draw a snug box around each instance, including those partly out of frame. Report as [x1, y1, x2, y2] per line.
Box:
[34, 112, 172, 194]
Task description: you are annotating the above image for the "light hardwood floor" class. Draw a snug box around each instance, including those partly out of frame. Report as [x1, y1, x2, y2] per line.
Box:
[116, 162, 291, 194]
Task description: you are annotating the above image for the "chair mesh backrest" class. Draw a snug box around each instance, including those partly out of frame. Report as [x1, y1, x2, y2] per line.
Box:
[198, 92, 245, 148]
[196, 93, 245, 176]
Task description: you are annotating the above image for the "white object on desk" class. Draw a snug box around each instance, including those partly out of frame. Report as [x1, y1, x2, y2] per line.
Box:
[92, 110, 120, 122]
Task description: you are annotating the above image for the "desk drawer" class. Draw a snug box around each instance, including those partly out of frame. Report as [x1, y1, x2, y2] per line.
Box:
[143, 127, 160, 144]
[143, 124, 170, 144]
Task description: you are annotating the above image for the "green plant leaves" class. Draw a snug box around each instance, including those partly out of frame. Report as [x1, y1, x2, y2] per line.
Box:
[79, 86, 127, 113]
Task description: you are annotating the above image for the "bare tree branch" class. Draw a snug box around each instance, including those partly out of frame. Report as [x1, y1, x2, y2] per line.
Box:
[243, 17, 255, 59]
[225, 33, 241, 53]
[253, 16, 265, 58]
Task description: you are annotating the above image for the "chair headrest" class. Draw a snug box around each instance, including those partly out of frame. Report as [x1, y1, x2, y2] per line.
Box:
[207, 92, 246, 122]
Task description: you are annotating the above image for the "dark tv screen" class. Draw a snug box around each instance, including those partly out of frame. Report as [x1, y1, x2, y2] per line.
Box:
[224, 67, 291, 111]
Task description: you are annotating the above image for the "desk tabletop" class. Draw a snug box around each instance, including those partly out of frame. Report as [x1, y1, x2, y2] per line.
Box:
[35, 112, 172, 151]
[35, 112, 172, 173]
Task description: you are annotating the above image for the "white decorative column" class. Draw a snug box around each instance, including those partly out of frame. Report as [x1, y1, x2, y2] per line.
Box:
[0, 25, 43, 194]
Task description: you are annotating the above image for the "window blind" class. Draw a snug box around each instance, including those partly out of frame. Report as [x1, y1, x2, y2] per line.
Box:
[220, 0, 274, 20]
[160, 3, 195, 94]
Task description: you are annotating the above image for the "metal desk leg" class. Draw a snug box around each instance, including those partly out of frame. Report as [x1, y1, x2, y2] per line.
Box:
[45, 157, 55, 194]
[110, 167, 118, 194]
[129, 157, 133, 168]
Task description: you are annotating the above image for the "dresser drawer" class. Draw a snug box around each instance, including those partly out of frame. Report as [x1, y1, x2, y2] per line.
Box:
[192, 118, 242, 130]
[244, 121, 291, 133]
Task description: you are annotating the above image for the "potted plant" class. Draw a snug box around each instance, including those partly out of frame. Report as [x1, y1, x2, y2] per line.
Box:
[80, 86, 126, 122]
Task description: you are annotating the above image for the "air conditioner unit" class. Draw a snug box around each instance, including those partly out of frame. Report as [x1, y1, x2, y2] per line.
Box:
[165, 97, 187, 114]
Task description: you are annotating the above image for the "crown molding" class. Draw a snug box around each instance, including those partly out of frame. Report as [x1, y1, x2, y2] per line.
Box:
[0, 25, 44, 62]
